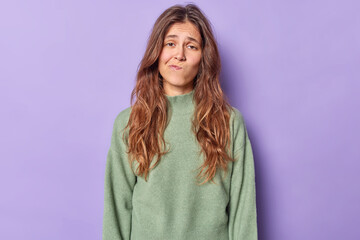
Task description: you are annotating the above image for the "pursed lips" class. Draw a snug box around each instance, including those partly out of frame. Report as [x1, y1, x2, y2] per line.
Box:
[169, 65, 182, 70]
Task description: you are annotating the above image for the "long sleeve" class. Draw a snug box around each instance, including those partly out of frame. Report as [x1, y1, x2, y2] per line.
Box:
[227, 109, 258, 240]
[102, 110, 137, 240]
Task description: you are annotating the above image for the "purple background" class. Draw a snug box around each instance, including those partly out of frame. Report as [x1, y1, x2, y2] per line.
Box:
[1, 0, 359, 239]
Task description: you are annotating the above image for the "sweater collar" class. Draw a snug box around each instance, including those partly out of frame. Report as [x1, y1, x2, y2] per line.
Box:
[165, 88, 195, 115]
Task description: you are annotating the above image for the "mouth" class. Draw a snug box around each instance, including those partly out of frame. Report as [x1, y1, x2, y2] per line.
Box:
[169, 65, 182, 70]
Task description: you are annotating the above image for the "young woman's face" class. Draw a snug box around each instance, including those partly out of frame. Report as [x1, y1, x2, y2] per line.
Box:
[158, 21, 202, 96]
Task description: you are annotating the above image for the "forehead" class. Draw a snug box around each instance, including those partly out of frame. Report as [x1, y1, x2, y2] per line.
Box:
[165, 21, 201, 41]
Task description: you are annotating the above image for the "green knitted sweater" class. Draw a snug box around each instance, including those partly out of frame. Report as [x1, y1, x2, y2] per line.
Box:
[102, 89, 258, 240]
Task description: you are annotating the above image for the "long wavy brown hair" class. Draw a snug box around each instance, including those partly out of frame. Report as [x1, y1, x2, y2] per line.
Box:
[122, 3, 237, 185]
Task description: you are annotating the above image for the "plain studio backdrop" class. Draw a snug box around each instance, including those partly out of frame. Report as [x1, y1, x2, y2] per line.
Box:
[0, 0, 359, 239]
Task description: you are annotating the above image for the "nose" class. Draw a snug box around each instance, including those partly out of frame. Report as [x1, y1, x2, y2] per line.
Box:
[175, 46, 186, 61]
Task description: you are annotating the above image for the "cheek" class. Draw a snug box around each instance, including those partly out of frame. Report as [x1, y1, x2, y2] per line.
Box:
[159, 51, 171, 65]
[190, 56, 202, 69]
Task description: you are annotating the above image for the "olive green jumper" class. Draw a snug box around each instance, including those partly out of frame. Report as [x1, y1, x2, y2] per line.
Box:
[102, 89, 258, 240]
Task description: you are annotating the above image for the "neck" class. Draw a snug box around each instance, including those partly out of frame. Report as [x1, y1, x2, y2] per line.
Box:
[165, 88, 195, 116]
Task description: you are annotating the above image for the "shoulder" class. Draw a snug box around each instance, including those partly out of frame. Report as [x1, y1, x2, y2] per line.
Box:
[115, 106, 132, 122]
[229, 106, 248, 151]
[112, 106, 132, 133]
[229, 106, 245, 130]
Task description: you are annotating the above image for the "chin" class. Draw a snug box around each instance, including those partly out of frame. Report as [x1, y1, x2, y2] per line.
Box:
[163, 77, 184, 84]
[168, 78, 189, 84]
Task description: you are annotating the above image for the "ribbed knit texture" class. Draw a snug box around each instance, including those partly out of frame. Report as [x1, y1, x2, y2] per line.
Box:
[102, 88, 258, 240]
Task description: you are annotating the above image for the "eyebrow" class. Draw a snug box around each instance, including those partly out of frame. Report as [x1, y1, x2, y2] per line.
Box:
[165, 34, 201, 45]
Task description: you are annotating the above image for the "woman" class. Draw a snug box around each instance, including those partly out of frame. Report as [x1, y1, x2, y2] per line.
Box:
[102, 4, 258, 240]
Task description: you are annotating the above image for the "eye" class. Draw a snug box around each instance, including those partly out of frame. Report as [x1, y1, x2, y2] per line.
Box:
[165, 42, 198, 50]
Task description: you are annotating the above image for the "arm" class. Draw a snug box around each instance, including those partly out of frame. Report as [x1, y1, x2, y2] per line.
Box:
[227, 109, 258, 240]
[102, 111, 136, 240]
